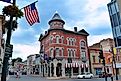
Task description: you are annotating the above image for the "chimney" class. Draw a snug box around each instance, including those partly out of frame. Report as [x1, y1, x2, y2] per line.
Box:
[45, 31, 47, 34]
[74, 27, 77, 32]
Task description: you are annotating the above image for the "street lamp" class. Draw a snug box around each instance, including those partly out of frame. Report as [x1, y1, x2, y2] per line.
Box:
[1, 0, 23, 81]
[1, 0, 16, 81]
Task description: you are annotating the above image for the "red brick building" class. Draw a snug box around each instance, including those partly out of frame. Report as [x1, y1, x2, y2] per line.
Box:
[39, 12, 89, 77]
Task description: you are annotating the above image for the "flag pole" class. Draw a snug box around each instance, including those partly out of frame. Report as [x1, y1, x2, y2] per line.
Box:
[20, 0, 38, 10]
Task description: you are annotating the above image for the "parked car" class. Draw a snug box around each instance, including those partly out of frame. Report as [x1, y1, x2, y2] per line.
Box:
[99, 72, 112, 78]
[77, 73, 94, 79]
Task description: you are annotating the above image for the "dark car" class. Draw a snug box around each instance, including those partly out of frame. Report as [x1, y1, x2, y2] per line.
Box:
[99, 72, 112, 78]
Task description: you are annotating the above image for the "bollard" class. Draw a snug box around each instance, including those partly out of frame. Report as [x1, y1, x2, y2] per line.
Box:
[111, 76, 113, 81]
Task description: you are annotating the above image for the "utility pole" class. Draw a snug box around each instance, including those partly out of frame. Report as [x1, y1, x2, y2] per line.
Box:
[1, 0, 16, 81]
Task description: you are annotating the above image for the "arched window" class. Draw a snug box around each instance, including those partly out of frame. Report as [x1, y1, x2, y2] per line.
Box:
[80, 40, 86, 60]
[74, 50, 76, 57]
[50, 48, 53, 57]
[71, 49, 74, 57]
[68, 38, 70, 45]
[56, 36, 59, 43]
[81, 41, 85, 47]
[50, 36, 53, 44]
[56, 48, 59, 57]
[68, 49, 71, 57]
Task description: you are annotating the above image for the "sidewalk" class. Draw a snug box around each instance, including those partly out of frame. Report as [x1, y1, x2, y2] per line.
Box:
[46, 76, 77, 80]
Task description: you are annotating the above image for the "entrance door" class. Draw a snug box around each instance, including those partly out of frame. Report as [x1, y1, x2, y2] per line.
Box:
[56, 63, 62, 77]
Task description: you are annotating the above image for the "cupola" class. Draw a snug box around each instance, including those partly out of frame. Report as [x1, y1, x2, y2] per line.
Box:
[48, 11, 65, 29]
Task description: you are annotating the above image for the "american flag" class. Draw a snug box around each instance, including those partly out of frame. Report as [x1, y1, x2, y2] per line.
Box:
[24, 2, 40, 26]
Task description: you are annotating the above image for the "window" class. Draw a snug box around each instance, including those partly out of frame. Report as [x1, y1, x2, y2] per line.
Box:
[80, 40, 86, 60]
[117, 12, 121, 25]
[112, 14, 118, 27]
[110, 16, 114, 28]
[81, 41, 85, 47]
[92, 56, 95, 63]
[62, 48, 64, 56]
[111, 3, 116, 14]
[50, 36, 53, 44]
[56, 36, 59, 43]
[62, 37, 64, 44]
[50, 48, 53, 57]
[115, 1, 119, 12]
[81, 50, 86, 58]
[74, 50, 76, 57]
[56, 48, 59, 57]
[68, 38, 70, 45]
[72, 50, 74, 57]
[68, 49, 71, 57]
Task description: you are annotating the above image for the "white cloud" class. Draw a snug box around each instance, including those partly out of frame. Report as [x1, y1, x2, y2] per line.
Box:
[84, 0, 110, 13]
[12, 42, 40, 60]
[88, 33, 113, 46]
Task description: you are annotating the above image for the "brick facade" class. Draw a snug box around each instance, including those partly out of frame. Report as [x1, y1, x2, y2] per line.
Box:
[39, 12, 89, 77]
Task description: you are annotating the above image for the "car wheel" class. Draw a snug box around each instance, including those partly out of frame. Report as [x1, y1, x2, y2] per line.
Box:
[77, 77, 80, 79]
[83, 76, 85, 79]
[90, 76, 92, 79]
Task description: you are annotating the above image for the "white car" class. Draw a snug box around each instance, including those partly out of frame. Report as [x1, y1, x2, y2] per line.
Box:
[77, 73, 94, 79]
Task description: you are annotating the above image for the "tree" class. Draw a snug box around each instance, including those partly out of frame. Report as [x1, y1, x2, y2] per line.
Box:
[11, 57, 22, 66]
[16, 57, 22, 62]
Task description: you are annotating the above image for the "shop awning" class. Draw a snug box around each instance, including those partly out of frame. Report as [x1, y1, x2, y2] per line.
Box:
[65, 62, 79, 68]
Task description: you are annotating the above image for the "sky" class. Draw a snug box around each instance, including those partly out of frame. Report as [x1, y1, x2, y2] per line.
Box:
[0, 0, 113, 61]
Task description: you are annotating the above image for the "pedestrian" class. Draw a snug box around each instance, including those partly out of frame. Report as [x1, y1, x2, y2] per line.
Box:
[16, 71, 20, 78]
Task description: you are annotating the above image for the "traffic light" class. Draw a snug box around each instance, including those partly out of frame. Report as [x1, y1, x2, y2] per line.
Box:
[98, 50, 104, 59]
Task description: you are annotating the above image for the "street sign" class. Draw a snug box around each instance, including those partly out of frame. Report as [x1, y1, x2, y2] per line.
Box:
[5, 44, 13, 57]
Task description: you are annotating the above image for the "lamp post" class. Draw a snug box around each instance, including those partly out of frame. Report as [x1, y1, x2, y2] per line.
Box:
[1, 0, 16, 81]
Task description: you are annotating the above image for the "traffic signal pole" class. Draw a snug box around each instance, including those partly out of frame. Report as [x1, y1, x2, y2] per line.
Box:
[98, 49, 107, 81]
[102, 58, 107, 81]
[1, 0, 16, 81]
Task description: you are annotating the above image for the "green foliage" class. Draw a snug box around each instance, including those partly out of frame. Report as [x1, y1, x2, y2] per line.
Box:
[2, 5, 23, 18]
[11, 57, 23, 66]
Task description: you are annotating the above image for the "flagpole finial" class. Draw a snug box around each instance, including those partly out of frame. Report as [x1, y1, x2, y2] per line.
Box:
[55, 11, 58, 13]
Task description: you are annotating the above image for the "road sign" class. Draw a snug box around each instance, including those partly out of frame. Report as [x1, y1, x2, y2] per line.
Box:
[5, 44, 13, 57]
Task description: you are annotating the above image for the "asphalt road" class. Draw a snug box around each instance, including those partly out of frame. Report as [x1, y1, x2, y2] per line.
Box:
[7, 75, 120, 81]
